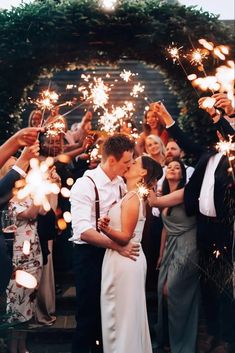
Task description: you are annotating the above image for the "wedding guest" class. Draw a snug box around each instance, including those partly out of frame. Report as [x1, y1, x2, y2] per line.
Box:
[99, 155, 163, 353]
[154, 159, 199, 353]
[150, 98, 235, 353]
[35, 166, 61, 326]
[4, 145, 44, 353]
[142, 135, 165, 290]
[136, 109, 168, 155]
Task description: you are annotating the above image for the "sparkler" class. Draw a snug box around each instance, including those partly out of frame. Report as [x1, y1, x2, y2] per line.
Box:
[189, 49, 208, 66]
[167, 44, 200, 97]
[216, 135, 235, 183]
[45, 115, 67, 138]
[16, 158, 60, 212]
[99, 101, 135, 134]
[167, 45, 183, 64]
[136, 183, 149, 200]
[35, 89, 59, 111]
[130, 83, 145, 98]
[120, 69, 135, 82]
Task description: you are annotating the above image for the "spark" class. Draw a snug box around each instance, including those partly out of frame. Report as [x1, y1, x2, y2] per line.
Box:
[63, 211, 72, 223]
[45, 115, 67, 138]
[15, 270, 37, 289]
[130, 83, 145, 98]
[16, 158, 60, 212]
[189, 49, 208, 65]
[23, 240, 30, 255]
[198, 38, 214, 51]
[120, 69, 135, 82]
[79, 76, 110, 111]
[36, 90, 59, 110]
[216, 136, 235, 155]
[214, 47, 226, 61]
[167, 44, 183, 64]
[201, 97, 216, 109]
[136, 183, 149, 199]
[215, 61, 234, 102]
[187, 74, 197, 81]
[213, 250, 221, 259]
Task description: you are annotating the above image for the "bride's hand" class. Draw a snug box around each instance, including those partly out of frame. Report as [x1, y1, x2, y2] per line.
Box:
[98, 216, 110, 232]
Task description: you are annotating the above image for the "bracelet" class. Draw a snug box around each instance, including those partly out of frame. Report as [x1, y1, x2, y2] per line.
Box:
[228, 113, 235, 118]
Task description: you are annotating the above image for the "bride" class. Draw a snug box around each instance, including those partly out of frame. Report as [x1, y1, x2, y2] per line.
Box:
[98, 155, 163, 353]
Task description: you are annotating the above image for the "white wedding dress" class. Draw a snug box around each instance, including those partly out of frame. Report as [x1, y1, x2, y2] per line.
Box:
[101, 191, 153, 353]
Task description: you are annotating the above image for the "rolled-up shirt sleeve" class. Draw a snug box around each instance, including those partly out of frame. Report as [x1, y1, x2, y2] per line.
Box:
[70, 177, 95, 242]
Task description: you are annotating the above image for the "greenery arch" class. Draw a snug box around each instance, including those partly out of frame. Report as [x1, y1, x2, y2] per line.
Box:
[0, 0, 233, 145]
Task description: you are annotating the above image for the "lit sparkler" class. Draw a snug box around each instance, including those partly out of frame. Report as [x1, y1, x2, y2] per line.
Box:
[136, 183, 149, 200]
[120, 69, 135, 82]
[35, 90, 59, 111]
[167, 44, 183, 64]
[216, 135, 235, 182]
[189, 49, 208, 66]
[16, 158, 60, 212]
[130, 83, 145, 98]
[45, 115, 67, 138]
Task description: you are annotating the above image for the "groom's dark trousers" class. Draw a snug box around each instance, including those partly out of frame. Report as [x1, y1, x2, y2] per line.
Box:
[72, 244, 105, 353]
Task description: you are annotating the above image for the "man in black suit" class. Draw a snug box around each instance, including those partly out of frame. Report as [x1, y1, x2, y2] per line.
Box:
[151, 96, 235, 353]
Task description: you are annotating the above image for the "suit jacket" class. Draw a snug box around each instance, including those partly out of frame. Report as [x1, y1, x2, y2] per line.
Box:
[167, 119, 235, 222]
[0, 169, 21, 207]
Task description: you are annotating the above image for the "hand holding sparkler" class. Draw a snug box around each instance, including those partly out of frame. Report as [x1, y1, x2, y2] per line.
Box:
[198, 96, 219, 120]
[14, 127, 44, 148]
[212, 93, 234, 117]
[150, 101, 174, 127]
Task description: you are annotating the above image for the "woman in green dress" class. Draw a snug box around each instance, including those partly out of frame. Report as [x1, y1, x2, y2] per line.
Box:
[155, 158, 199, 353]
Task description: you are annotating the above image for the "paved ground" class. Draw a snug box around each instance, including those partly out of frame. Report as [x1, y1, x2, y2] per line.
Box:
[0, 277, 209, 353]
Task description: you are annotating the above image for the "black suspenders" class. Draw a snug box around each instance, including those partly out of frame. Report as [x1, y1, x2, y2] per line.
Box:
[86, 176, 123, 232]
[86, 176, 100, 232]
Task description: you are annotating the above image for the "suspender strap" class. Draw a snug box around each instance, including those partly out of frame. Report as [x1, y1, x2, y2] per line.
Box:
[119, 185, 123, 199]
[86, 176, 100, 232]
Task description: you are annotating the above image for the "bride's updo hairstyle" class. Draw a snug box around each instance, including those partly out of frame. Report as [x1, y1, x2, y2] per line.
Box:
[141, 155, 163, 188]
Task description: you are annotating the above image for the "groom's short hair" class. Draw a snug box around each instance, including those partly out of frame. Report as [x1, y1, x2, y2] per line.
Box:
[102, 134, 134, 161]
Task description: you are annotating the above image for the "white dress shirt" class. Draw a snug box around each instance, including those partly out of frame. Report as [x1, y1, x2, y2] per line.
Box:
[70, 165, 125, 244]
[199, 152, 223, 217]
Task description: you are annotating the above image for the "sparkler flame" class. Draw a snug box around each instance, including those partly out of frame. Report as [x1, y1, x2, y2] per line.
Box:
[120, 69, 135, 82]
[167, 45, 183, 64]
[16, 158, 60, 212]
[189, 49, 208, 65]
[136, 183, 149, 199]
[130, 83, 145, 98]
[36, 90, 59, 110]
[45, 115, 67, 138]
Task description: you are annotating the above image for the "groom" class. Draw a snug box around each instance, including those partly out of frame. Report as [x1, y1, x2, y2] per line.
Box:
[70, 134, 139, 353]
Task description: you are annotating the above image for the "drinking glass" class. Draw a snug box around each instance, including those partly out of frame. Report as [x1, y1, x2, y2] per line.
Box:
[0, 209, 17, 235]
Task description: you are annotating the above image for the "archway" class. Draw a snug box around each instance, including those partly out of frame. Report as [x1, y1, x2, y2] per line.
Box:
[0, 0, 233, 144]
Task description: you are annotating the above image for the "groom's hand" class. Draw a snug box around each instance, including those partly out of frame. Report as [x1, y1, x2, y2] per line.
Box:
[117, 242, 140, 261]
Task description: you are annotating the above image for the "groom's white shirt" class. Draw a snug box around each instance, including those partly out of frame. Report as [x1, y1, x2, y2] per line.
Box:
[70, 164, 125, 244]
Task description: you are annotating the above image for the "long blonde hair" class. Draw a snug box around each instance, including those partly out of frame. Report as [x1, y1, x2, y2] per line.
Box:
[145, 134, 166, 160]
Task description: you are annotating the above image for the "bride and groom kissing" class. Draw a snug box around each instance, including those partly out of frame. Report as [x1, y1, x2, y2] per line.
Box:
[70, 133, 163, 353]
